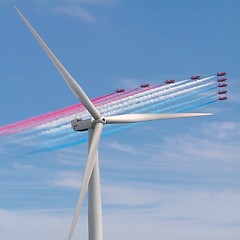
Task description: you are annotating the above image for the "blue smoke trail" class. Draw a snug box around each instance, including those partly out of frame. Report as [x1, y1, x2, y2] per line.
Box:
[16, 77, 215, 138]
[24, 98, 218, 155]
[175, 99, 218, 112]
[132, 87, 217, 114]
[17, 136, 88, 156]
[13, 78, 219, 156]
[26, 89, 217, 148]
[101, 99, 219, 139]
[149, 94, 217, 113]
[23, 85, 217, 141]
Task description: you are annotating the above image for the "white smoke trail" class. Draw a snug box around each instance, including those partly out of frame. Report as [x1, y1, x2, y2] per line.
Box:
[97, 76, 214, 115]
[36, 81, 215, 137]
[22, 76, 216, 136]
[132, 87, 217, 114]
[38, 92, 217, 147]
[101, 81, 216, 116]
[26, 96, 218, 154]
[18, 81, 185, 134]
[32, 80, 213, 136]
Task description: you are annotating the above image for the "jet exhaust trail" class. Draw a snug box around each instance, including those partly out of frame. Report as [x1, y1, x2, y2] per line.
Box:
[1, 74, 224, 156]
[35, 93, 218, 149]
[24, 97, 218, 155]
[11, 76, 217, 138]
[16, 86, 219, 155]
[0, 76, 213, 135]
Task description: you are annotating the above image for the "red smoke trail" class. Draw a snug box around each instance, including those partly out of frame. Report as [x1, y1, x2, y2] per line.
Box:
[0, 76, 213, 135]
[0, 85, 159, 135]
[0, 92, 113, 135]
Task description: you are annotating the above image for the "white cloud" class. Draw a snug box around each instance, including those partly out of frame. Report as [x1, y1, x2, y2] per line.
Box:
[103, 141, 139, 154]
[156, 120, 240, 164]
[1, 188, 239, 240]
[162, 135, 239, 164]
[102, 182, 160, 206]
[201, 121, 240, 139]
[41, 0, 118, 23]
[104, 190, 240, 240]
[52, 170, 82, 189]
[69, 0, 117, 4]
[0, 208, 87, 240]
[54, 5, 95, 22]
[13, 163, 35, 170]
[115, 78, 142, 89]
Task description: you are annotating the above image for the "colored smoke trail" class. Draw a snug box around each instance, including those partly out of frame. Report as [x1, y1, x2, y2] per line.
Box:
[30, 92, 217, 148]
[0, 92, 113, 134]
[0, 78, 193, 136]
[16, 135, 88, 156]
[133, 87, 218, 114]
[101, 99, 218, 144]
[1, 74, 222, 156]
[26, 97, 218, 155]
[99, 76, 214, 116]
[12, 84, 162, 135]
[16, 78, 218, 141]
[175, 99, 218, 112]
[3, 81, 180, 137]
[29, 81, 182, 131]
[102, 81, 216, 116]
[0, 86, 144, 135]
[21, 86, 218, 153]
[26, 77, 216, 136]
[150, 94, 217, 113]
[48, 81, 216, 133]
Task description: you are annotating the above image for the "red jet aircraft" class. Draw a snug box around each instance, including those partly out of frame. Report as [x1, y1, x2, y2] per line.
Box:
[115, 89, 125, 93]
[140, 83, 150, 88]
[165, 80, 175, 84]
[217, 78, 227, 82]
[216, 72, 227, 76]
[191, 75, 201, 80]
[218, 83, 228, 88]
[219, 96, 228, 101]
[218, 90, 228, 94]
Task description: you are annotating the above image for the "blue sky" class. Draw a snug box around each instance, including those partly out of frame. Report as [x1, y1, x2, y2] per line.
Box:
[0, 1, 240, 240]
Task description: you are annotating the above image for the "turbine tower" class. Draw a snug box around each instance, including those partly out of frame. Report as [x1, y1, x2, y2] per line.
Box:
[15, 8, 212, 240]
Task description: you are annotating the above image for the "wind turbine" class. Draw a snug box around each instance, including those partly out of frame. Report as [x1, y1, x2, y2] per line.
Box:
[15, 8, 212, 240]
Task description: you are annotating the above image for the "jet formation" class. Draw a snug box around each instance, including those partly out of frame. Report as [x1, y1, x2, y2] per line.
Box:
[116, 72, 228, 101]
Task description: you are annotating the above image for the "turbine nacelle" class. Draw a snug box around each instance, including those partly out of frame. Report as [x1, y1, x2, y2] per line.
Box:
[71, 116, 107, 131]
[71, 118, 93, 131]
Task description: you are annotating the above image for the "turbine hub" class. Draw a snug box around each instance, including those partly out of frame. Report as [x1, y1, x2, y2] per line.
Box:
[94, 116, 107, 125]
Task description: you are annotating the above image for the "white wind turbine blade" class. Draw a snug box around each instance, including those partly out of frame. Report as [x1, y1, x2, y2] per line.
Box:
[68, 122, 103, 240]
[15, 7, 101, 120]
[105, 113, 212, 124]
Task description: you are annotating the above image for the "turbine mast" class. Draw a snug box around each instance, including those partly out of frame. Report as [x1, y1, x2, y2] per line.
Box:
[88, 129, 103, 240]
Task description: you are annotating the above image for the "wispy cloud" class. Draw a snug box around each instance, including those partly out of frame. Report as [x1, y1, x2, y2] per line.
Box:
[13, 163, 35, 170]
[0, 208, 82, 240]
[98, 119, 240, 189]
[54, 5, 95, 22]
[103, 141, 139, 154]
[115, 78, 142, 89]
[1, 188, 239, 240]
[201, 121, 240, 140]
[52, 170, 82, 189]
[104, 189, 240, 240]
[102, 182, 160, 206]
[50, 0, 118, 23]
[68, 0, 117, 4]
